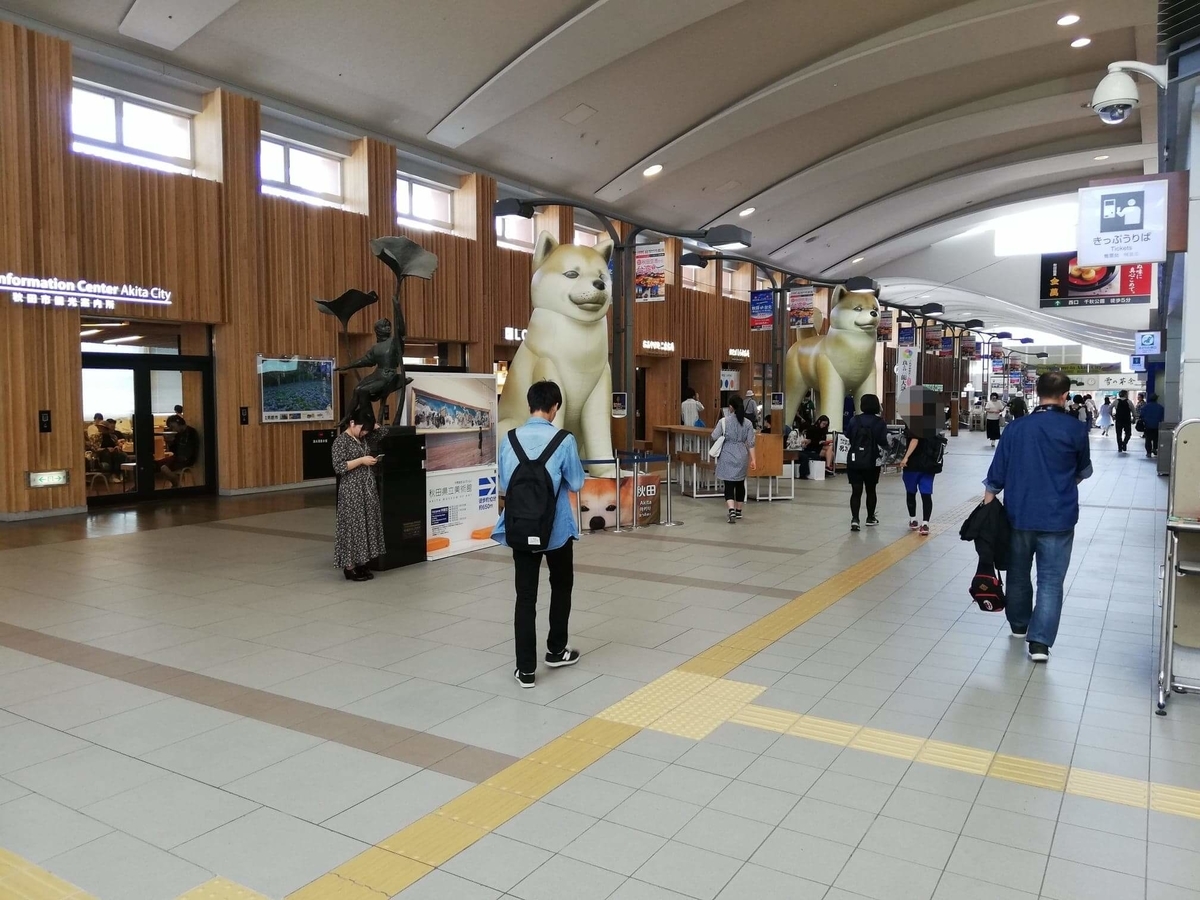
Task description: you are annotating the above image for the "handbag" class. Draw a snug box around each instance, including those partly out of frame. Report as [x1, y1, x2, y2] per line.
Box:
[708, 418, 727, 459]
[1135, 419, 1145, 433]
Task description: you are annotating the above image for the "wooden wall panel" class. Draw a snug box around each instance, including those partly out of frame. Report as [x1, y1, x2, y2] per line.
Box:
[0, 24, 84, 514]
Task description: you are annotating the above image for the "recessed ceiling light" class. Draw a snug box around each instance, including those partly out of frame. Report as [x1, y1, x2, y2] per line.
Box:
[851, 257, 865, 264]
[103, 335, 143, 344]
[1057, 13, 1080, 26]
[1093, 154, 1110, 160]
[642, 164, 663, 177]
[1070, 37, 1091, 48]
[79, 329, 101, 337]
[738, 207, 755, 217]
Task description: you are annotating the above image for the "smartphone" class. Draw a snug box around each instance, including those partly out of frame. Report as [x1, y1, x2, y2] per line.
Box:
[374, 453, 385, 462]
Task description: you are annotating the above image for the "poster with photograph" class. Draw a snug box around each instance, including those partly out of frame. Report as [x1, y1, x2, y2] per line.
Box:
[407, 372, 498, 473]
[258, 356, 334, 423]
[898, 325, 915, 346]
[573, 477, 660, 532]
[924, 325, 943, 353]
[877, 310, 893, 343]
[1038, 252, 1153, 308]
[787, 286, 815, 327]
[635, 242, 666, 301]
[962, 338, 977, 360]
[750, 290, 774, 331]
[940, 336, 954, 358]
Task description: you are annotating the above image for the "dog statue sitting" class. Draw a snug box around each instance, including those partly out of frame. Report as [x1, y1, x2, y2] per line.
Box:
[498, 231, 617, 477]
[785, 280, 880, 427]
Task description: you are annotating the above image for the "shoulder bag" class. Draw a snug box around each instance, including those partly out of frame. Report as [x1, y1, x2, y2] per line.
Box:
[708, 417, 727, 459]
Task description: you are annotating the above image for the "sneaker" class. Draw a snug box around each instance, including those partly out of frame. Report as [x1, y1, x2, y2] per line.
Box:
[514, 668, 535, 688]
[918, 524, 930, 536]
[545, 647, 580, 668]
[734, 509, 743, 519]
[1027, 641, 1050, 662]
[865, 516, 880, 527]
[909, 519, 919, 531]
[727, 509, 737, 524]
[850, 520, 861, 532]
[1010, 624, 1028, 638]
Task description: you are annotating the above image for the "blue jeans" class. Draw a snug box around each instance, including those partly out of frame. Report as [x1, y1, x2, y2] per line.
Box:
[1006, 529, 1074, 647]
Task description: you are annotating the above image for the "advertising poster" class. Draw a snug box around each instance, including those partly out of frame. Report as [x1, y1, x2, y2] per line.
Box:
[258, 356, 335, 423]
[406, 372, 498, 560]
[719, 369, 740, 391]
[1076, 180, 1167, 267]
[787, 286, 815, 327]
[924, 325, 943, 352]
[750, 290, 774, 331]
[1038, 253, 1153, 308]
[898, 325, 915, 346]
[939, 336, 954, 358]
[962, 338, 977, 360]
[574, 477, 660, 532]
[896, 346, 918, 391]
[611, 392, 627, 418]
[992, 345, 1005, 360]
[877, 310, 894, 343]
[635, 242, 666, 301]
[991, 358, 1005, 373]
[771, 391, 784, 411]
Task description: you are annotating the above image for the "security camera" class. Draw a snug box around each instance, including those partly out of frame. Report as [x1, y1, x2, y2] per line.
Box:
[1091, 61, 1168, 125]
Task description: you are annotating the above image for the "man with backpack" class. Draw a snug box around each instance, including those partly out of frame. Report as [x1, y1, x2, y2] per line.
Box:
[898, 386, 945, 536]
[1113, 389, 1134, 453]
[844, 394, 890, 531]
[492, 381, 586, 688]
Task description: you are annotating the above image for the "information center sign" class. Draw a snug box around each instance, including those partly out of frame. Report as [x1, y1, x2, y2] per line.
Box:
[1, 273, 173, 310]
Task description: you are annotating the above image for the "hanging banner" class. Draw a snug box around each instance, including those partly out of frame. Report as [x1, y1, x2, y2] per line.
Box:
[1008, 357, 1022, 371]
[962, 338, 977, 360]
[939, 336, 954, 358]
[991, 345, 1005, 360]
[991, 358, 1006, 373]
[877, 310, 894, 343]
[787, 286, 815, 327]
[1038, 252, 1153, 308]
[634, 242, 666, 301]
[898, 325, 915, 346]
[895, 346, 918, 392]
[406, 372, 498, 560]
[750, 289, 774, 331]
[924, 325, 943, 352]
[1076, 180, 1168, 267]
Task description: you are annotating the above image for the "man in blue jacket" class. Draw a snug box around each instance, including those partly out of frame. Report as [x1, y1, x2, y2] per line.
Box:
[493, 381, 586, 688]
[983, 371, 1092, 662]
[1140, 392, 1166, 458]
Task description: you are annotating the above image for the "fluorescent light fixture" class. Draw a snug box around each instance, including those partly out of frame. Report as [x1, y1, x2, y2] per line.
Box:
[79, 329, 102, 337]
[1093, 154, 1110, 160]
[704, 224, 752, 251]
[680, 252, 708, 268]
[1070, 37, 1091, 48]
[851, 257, 865, 264]
[103, 335, 143, 344]
[1057, 13, 1080, 26]
[738, 207, 755, 217]
[642, 164, 663, 177]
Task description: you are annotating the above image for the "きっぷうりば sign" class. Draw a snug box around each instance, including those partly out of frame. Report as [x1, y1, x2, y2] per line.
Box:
[1, 274, 173, 310]
[1076, 181, 1167, 267]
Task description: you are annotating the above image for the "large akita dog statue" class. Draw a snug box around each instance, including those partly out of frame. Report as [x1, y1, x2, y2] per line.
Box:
[498, 231, 616, 476]
[784, 282, 880, 427]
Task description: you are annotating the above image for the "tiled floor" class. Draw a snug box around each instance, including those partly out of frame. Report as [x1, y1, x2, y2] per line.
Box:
[0, 429, 1192, 900]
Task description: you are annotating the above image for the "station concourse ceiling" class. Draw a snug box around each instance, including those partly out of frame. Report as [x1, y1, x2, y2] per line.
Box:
[1, 0, 1159, 279]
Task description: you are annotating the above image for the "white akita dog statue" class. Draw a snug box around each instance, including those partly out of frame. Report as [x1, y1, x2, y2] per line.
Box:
[498, 230, 616, 476]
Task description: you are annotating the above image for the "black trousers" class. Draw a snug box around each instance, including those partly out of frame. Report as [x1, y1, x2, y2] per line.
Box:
[847, 467, 880, 521]
[512, 540, 573, 675]
[1116, 421, 1131, 451]
[723, 480, 746, 502]
[1145, 427, 1160, 456]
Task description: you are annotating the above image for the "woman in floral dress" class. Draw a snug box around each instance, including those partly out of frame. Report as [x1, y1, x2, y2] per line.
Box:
[332, 410, 386, 581]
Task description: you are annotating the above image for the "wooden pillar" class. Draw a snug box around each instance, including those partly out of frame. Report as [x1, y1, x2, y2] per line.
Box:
[0, 23, 84, 516]
[458, 173, 499, 373]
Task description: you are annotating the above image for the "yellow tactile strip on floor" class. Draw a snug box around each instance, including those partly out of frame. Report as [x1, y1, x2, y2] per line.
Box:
[0, 848, 95, 900]
[177, 878, 272, 900]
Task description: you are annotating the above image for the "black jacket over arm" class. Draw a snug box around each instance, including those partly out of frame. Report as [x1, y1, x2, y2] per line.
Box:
[960, 500, 1011, 571]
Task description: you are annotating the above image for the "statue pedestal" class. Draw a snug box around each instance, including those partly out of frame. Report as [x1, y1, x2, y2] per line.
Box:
[370, 432, 426, 571]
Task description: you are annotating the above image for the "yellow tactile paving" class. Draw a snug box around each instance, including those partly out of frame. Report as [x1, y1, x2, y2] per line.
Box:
[649, 678, 765, 740]
[377, 816, 489, 867]
[789, 714, 861, 746]
[849, 727, 925, 760]
[0, 848, 95, 900]
[483, 756, 576, 800]
[179, 878, 272, 900]
[1066, 768, 1150, 809]
[916, 739, 994, 776]
[436, 784, 535, 830]
[730, 704, 799, 733]
[987, 753, 1068, 791]
[562, 718, 640, 749]
[331, 848, 433, 896]
[596, 669, 715, 726]
[1150, 783, 1200, 820]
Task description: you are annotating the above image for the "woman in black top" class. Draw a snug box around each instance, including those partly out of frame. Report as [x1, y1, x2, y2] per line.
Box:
[845, 395, 890, 531]
[798, 415, 831, 479]
[1113, 389, 1134, 453]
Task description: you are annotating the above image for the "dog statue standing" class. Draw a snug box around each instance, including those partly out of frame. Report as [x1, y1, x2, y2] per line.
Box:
[784, 282, 880, 427]
[498, 231, 616, 477]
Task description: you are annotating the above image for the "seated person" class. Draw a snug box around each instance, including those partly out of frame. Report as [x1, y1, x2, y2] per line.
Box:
[761, 414, 773, 434]
[160, 416, 200, 486]
[797, 415, 833, 478]
[94, 419, 129, 471]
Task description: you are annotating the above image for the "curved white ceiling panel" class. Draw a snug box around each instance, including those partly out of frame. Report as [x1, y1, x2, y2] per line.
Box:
[427, 0, 746, 149]
[594, 0, 1146, 204]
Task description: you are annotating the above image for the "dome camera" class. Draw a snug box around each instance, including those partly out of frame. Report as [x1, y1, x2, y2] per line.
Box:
[1091, 71, 1139, 124]
[1090, 61, 1168, 125]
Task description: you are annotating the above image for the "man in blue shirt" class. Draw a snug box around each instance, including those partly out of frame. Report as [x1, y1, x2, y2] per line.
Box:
[493, 381, 586, 688]
[983, 371, 1092, 662]
[1140, 392, 1166, 458]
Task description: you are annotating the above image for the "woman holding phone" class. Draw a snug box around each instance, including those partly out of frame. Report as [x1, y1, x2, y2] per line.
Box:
[332, 407, 387, 581]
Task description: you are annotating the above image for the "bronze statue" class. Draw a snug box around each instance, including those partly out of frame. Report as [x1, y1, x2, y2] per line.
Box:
[336, 236, 437, 426]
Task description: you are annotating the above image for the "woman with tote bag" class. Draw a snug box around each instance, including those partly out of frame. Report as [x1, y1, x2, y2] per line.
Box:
[711, 395, 757, 524]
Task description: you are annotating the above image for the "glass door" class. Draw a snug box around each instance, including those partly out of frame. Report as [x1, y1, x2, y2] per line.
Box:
[82, 354, 215, 505]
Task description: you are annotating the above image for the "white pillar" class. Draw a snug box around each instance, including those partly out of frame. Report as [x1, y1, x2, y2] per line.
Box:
[1180, 97, 1200, 419]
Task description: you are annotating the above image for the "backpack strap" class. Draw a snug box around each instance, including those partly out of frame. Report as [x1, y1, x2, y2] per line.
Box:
[508, 430, 530, 464]
[535, 429, 570, 465]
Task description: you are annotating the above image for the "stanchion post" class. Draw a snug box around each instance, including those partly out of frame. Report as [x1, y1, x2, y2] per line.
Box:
[662, 447, 682, 527]
[631, 456, 641, 531]
[612, 459, 625, 533]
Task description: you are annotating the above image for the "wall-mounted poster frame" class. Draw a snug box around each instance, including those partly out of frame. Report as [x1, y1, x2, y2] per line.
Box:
[257, 355, 335, 423]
